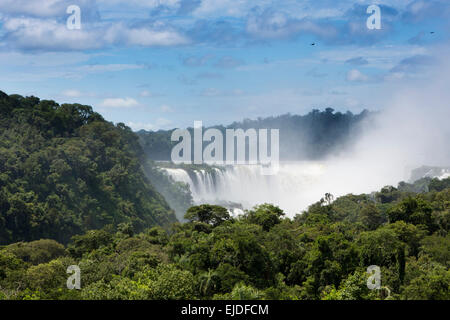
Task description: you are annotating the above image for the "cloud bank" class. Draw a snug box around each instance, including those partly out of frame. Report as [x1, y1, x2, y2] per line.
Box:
[1, 0, 449, 52]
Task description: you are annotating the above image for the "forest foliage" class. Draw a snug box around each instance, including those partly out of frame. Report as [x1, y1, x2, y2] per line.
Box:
[0, 91, 177, 245]
[0, 178, 448, 300]
[137, 108, 373, 161]
[0, 91, 448, 300]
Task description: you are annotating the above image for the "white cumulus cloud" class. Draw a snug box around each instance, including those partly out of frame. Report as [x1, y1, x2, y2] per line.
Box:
[100, 97, 139, 108]
[346, 69, 369, 82]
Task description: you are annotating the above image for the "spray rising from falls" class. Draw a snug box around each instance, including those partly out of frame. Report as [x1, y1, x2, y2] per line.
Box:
[162, 161, 449, 217]
[160, 55, 450, 217]
[162, 163, 334, 216]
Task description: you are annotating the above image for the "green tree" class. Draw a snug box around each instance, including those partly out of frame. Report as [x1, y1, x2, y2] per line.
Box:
[184, 205, 231, 227]
[388, 197, 434, 230]
[245, 204, 285, 231]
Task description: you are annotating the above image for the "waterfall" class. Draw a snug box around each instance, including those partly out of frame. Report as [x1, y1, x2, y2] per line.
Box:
[161, 162, 450, 216]
[161, 163, 327, 215]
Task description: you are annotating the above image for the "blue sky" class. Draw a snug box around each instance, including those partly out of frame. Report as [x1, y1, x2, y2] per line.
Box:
[0, 0, 449, 130]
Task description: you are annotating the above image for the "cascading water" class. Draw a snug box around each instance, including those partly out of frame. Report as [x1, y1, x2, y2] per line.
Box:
[161, 163, 328, 216]
[160, 162, 450, 217]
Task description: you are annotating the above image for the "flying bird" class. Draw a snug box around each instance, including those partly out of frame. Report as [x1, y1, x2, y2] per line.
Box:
[311, 43, 316, 46]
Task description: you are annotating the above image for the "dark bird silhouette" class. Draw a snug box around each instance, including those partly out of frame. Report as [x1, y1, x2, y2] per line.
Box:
[311, 43, 316, 46]
[430, 31, 435, 34]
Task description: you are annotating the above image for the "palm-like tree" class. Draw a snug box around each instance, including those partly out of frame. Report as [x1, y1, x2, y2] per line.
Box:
[198, 269, 218, 297]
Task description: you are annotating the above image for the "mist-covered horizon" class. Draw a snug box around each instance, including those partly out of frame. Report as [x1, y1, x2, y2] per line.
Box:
[152, 54, 450, 217]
